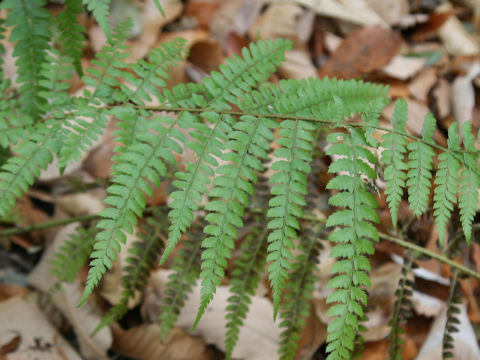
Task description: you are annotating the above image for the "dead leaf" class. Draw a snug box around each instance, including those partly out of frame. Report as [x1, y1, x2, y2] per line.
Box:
[408, 67, 437, 102]
[416, 303, 480, 359]
[409, 10, 454, 42]
[318, 26, 401, 79]
[294, 0, 388, 28]
[0, 284, 29, 303]
[381, 55, 427, 80]
[57, 191, 106, 216]
[112, 324, 214, 360]
[433, 78, 451, 119]
[365, 0, 409, 26]
[383, 98, 430, 136]
[0, 297, 82, 360]
[143, 270, 281, 360]
[188, 39, 225, 74]
[185, 1, 221, 30]
[452, 62, 480, 131]
[437, 2, 480, 56]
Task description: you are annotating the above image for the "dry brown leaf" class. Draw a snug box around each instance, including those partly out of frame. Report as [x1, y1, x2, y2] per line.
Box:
[381, 55, 426, 80]
[433, 78, 451, 119]
[0, 285, 29, 303]
[188, 39, 225, 74]
[416, 304, 480, 359]
[28, 223, 112, 360]
[452, 62, 480, 131]
[294, 0, 388, 27]
[410, 10, 454, 42]
[365, 0, 409, 25]
[248, 2, 317, 79]
[112, 324, 214, 360]
[437, 2, 480, 56]
[318, 26, 401, 79]
[143, 270, 281, 360]
[0, 297, 82, 360]
[408, 67, 437, 102]
[184, 1, 221, 30]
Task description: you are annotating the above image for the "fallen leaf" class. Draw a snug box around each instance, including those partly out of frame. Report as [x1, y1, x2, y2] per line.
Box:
[416, 303, 480, 359]
[294, 0, 388, 28]
[365, 0, 409, 25]
[143, 270, 281, 360]
[381, 55, 426, 80]
[432, 78, 451, 119]
[0, 284, 29, 303]
[318, 26, 401, 79]
[185, 1, 221, 30]
[382, 98, 430, 136]
[409, 10, 454, 42]
[0, 297, 82, 360]
[408, 67, 437, 102]
[188, 39, 225, 74]
[437, 2, 480, 56]
[57, 191, 106, 216]
[451, 62, 480, 131]
[112, 324, 215, 360]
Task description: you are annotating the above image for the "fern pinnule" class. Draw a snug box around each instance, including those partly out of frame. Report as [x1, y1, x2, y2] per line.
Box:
[325, 128, 379, 360]
[162, 39, 291, 263]
[442, 270, 462, 358]
[267, 119, 316, 318]
[159, 222, 203, 341]
[51, 226, 97, 290]
[225, 218, 268, 359]
[194, 114, 276, 327]
[458, 122, 479, 243]
[56, 0, 86, 75]
[80, 115, 185, 304]
[278, 228, 322, 360]
[406, 113, 436, 216]
[382, 99, 408, 226]
[83, 0, 111, 38]
[433, 122, 461, 245]
[93, 210, 166, 335]
[2, 0, 52, 119]
[388, 254, 415, 360]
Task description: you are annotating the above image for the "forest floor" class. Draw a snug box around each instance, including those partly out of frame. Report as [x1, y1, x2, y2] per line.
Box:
[1, 0, 480, 359]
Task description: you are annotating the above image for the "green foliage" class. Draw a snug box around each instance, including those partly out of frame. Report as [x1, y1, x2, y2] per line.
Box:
[1, 4, 480, 359]
[51, 225, 97, 290]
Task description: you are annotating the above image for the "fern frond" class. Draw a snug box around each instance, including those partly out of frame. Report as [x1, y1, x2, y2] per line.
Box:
[433, 123, 461, 245]
[267, 119, 316, 317]
[406, 113, 436, 216]
[80, 115, 185, 304]
[194, 114, 276, 327]
[382, 99, 408, 226]
[325, 128, 379, 360]
[442, 270, 462, 358]
[56, 0, 86, 75]
[94, 209, 166, 334]
[51, 226, 96, 290]
[2, 0, 52, 119]
[83, 0, 111, 38]
[458, 122, 479, 243]
[162, 38, 292, 263]
[388, 254, 414, 360]
[159, 222, 203, 341]
[278, 228, 322, 360]
[225, 218, 268, 359]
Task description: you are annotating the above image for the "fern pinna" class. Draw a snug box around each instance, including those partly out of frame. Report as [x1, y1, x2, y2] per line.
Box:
[2, 5, 480, 358]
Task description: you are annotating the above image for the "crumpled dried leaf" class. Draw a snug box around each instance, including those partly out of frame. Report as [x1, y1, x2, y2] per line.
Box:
[318, 26, 401, 79]
[382, 55, 427, 80]
[28, 223, 112, 360]
[143, 270, 281, 360]
[112, 324, 214, 360]
[365, 0, 409, 25]
[294, 0, 388, 28]
[408, 67, 437, 102]
[57, 191, 106, 216]
[248, 2, 317, 79]
[452, 62, 480, 131]
[416, 304, 480, 359]
[0, 297, 82, 360]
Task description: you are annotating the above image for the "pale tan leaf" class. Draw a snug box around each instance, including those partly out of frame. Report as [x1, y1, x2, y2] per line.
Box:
[452, 62, 480, 130]
[365, 0, 409, 25]
[408, 67, 437, 102]
[433, 78, 451, 119]
[0, 297, 82, 360]
[112, 324, 213, 360]
[382, 55, 427, 80]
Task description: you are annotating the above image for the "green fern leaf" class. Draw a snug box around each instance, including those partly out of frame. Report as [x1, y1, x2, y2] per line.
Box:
[51, 226, 96, 290]
[406, 113, 436, 216]
[2, 0, 52, 119]
[433, 123, 461, 245]
[382, 99, 408, 226]
[325, 128, 379, 360]
[459, 122, 479, 243]
[80, 115, 185, 304]
[56, 0, 86, 75]
[267, 119, 316, 318]
[83, 0, 111, 38]
[93, 210, 165, 334]
[225, 217, 268, 359]
[159, 222, 203, 341]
